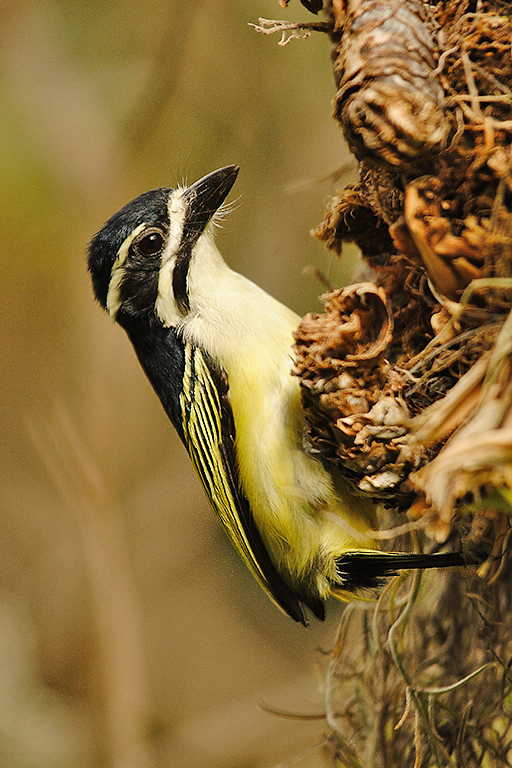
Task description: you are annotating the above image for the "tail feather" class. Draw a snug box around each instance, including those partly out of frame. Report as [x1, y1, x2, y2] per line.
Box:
[335, 551, 465, 590]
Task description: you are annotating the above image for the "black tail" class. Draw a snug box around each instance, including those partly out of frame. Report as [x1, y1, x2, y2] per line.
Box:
[335, 551, 466, 590]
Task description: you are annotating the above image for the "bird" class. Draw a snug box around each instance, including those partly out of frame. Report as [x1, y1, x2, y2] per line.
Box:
[88, 164, 464, 625]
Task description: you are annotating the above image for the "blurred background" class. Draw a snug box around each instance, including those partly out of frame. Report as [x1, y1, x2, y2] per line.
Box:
[0, 1, 358, 766]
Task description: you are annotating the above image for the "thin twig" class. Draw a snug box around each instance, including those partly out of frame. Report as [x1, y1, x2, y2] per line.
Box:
[456, 701, 473, 768]
[387, 571, 456, 767]
[248, 18, 330, 46]
[417, 662, 495, 695]
[394, 686, 412, 730]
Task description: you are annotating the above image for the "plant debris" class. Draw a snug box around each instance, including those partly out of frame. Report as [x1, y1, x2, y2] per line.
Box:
[324, 562, 512, 767]
[331, 0, 450, 170]
[290, 0, 512, 542]
[256, 2, 512, 764]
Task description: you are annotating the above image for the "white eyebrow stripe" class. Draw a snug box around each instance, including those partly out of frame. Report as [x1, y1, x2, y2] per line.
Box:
[106, 223, 145, 319]
[154, 188, 188, 327]
[161, 188, 187, 267]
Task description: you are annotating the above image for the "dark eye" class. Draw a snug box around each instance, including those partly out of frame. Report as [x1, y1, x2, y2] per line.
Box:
[135, 229, 164, 257]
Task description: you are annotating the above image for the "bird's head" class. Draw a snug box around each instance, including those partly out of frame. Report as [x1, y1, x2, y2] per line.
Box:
[88, 165, 239, 327]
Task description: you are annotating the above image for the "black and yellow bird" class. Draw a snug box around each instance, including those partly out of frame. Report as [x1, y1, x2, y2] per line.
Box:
[88, 165, 463, 625]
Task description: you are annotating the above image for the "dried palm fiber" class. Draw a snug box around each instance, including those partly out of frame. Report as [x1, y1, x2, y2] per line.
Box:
[331, 0, 450, 169]
[292, 0, 512, 541]
[255, 2, 512, 766]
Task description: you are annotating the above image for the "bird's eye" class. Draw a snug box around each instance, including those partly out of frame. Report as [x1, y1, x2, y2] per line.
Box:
[135, 229, 164, 257]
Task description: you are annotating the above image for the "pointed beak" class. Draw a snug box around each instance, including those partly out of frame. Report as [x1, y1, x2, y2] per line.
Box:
[181, 165, 239, 244]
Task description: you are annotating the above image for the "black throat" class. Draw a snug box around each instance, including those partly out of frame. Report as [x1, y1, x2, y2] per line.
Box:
[172, 242, 192, 315]
[118, 313, 187, 444]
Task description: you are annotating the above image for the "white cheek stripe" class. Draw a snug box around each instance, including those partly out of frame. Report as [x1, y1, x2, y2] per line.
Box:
[156, 258, 182, 327]
[106, 223, 145, 319]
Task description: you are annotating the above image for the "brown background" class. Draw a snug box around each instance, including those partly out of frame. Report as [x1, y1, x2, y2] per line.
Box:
[0, 1, 357, 765]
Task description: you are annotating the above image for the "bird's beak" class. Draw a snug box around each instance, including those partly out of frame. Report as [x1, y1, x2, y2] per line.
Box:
[181, 165, 239, 243]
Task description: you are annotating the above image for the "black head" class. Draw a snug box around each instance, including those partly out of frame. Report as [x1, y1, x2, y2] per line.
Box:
[87, 165, 239, 323]
[88, 187, 171, 311]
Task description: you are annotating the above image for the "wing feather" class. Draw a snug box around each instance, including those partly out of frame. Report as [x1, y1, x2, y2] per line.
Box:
[180, 341, 309, 623]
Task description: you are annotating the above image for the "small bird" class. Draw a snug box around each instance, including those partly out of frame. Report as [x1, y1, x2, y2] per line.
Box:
[88, 165, 463, 625]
